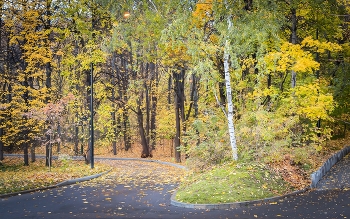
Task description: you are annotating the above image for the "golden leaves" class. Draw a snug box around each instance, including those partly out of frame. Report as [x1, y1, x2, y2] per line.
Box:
[191, 0, 214, 28]
[301, 36, 342, 53]
[264, 41, 320, 74]
[161, 41, 191, 67]
[265, 37, 342, 75]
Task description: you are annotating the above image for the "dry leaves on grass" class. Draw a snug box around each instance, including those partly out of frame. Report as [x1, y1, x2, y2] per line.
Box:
[0, 157, 110, 194]
[269, 157, 310, 190]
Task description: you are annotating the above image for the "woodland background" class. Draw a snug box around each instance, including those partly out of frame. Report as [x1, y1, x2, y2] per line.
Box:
[0, 0, 350, 171]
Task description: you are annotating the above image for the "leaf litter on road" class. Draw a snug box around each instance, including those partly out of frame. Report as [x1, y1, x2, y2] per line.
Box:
[79, 159, 186, 207]
[83, 160, 185, 187]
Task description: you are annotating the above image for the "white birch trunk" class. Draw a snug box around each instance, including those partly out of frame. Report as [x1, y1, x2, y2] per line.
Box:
[224, 39, 238, 161]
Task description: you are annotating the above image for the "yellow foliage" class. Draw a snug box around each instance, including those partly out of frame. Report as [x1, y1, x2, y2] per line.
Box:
[265, 41, 320, 74]
[192, 0, 215, 28]
[161, 41, 191, 67]
[209, 34, 219, 44]
[301, 36, 342, 53]
[294, 82, 334, 121]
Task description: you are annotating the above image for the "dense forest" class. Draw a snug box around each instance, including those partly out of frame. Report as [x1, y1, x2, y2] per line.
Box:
[0, 0, 349, 169]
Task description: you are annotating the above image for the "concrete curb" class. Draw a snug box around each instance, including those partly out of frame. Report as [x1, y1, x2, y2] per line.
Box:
[55, 169, 111, 186]
[310, 145, 350, 188]
[170, 187, 309, 210]
[0, 169, 111, 199]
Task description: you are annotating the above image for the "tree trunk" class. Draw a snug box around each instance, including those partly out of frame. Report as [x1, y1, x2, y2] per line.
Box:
[263, 74, 272, 107]
[89, 63, 94, 168]
[291, 8, 297, 88]
[137, 92, 151, 158]
[144, 80, 150, 146]
[44, 1, 52, 167]
[0, 3, 3, 162]
[57, 123, 61, 153]
[150, 95, 157, 150]
[74, 115, 79, 156]
[315, 27, 321, 136]
[30, 144, 35, 162]
[85, 64, 92, 164]
[244, 0, 253, 11]
[122, 59, 131, 151]
[123, 110, 131, 151]
[173, 70, 185, 163]
[23, 142, 29, 166]
[192, 74, 200, 146]
[111, 52, 117, 155]
[215, 58, 227, 106]
[174, 94, 181, 163]
[168, 74, 172, 106]
[224, 38, 238, 161]
[45, 137, 51, 166]
[150, 63, 158, 150]
[111, 111, 117, 155]
[0, 127, 3, 161]
[23, 75, 30, 166]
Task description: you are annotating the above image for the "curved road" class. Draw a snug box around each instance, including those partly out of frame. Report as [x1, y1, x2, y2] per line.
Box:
[1, 158, 350, 219]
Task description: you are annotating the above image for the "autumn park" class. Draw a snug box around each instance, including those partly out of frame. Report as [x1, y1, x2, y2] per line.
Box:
[1, 0, 350, 218]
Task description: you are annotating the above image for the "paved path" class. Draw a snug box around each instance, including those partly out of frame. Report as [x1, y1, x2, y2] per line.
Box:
[1, 183, 349, 218]
[1, 159, 350, 219]
[316, 154, 350, 190]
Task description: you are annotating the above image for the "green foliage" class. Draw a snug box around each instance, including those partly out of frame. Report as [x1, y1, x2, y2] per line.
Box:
[182, 112, 232, 171]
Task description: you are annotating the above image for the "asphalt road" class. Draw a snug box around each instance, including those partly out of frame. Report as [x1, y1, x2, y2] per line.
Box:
[1, 182, 350, 219]
[316, 154, 350, 191]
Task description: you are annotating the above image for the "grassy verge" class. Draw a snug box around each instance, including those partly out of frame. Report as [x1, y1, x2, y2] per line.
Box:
[175, 162, 294, 204]
[0, 157, 110, 195]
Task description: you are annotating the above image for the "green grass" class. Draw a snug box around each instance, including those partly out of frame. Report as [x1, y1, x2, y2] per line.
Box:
[0, 157, 110, 195]
[176, 162, 294, 204]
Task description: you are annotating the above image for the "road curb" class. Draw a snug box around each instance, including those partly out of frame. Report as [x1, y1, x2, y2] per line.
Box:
[170, 187, 309, 210]
[0, 169, 111, 199]
[310, 145, 350, 188]
[55, 169, 111, 186]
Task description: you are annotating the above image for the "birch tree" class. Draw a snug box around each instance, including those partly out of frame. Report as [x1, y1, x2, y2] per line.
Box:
[223, 16, 238, 161]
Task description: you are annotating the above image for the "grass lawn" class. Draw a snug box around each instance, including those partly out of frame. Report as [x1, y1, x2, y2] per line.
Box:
[0, 157, 110, 195]
[175, 162, 294, 204]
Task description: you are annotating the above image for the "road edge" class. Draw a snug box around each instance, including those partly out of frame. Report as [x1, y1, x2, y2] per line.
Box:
[0, 169, 111, 199]
[310, 145, 350, 188]
[170, 187, 309, 210]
